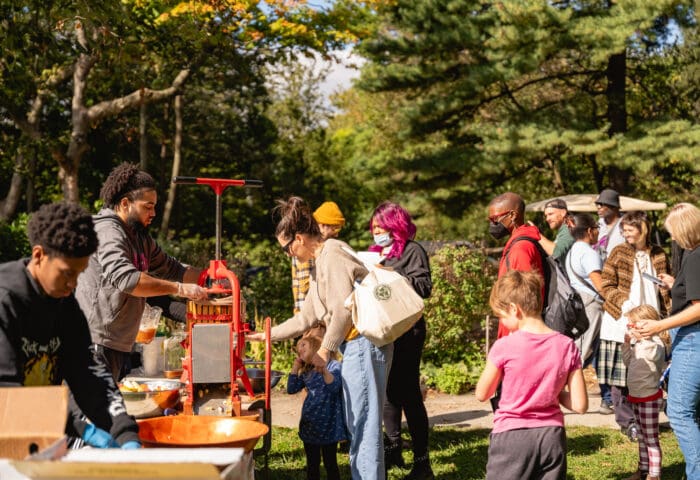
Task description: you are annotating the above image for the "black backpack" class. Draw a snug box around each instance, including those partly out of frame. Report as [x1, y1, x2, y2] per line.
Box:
[505, 236, 589, 339]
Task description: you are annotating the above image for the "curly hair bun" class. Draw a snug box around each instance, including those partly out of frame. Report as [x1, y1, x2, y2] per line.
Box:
[99, 162, 156, 208]
[27, 202, 98, 258]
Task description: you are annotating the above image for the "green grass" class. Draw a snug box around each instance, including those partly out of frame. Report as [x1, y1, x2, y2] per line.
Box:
[256, 425, 686, 479]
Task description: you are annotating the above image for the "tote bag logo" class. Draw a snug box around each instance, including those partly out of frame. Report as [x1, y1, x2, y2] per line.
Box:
[373, 283, 392, 301]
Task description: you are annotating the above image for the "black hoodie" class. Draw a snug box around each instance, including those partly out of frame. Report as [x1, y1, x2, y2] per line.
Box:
[0, 259, 139, 446]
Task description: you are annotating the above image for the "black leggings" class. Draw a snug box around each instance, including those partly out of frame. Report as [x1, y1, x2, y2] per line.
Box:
[303, 442, 340, 480]
[384, 318, 429, 459]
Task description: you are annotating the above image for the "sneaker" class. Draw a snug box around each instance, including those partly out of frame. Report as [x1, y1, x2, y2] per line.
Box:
[626, 424, 640, 442]
[599, 401, 614, 415]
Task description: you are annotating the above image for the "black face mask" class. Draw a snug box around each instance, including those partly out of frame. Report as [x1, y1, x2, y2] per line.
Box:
[489, 222, 510, 239]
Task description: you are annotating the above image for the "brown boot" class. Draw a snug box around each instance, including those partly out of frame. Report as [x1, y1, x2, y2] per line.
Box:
[645, 476, 660, 480]
[624, 471, 647, 480]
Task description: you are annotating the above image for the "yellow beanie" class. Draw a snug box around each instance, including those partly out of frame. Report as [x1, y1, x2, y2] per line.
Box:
[313, 201, 345, 227]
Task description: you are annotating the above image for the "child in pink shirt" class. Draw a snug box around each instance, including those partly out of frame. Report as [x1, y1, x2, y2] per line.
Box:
[476, 270, 588, 480]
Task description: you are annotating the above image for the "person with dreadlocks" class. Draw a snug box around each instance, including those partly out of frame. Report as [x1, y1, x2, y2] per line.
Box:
[76, 162, 207, 382]
[0, 202, 141, 449]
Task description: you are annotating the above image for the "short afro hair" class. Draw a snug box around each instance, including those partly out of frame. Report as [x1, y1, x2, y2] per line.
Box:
[27, 202, 98, 258]
[100, 162, 156, 208]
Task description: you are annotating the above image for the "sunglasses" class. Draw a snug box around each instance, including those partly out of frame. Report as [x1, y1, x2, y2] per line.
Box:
[488, 210, 512, 224]
[282, 236, 296, 256]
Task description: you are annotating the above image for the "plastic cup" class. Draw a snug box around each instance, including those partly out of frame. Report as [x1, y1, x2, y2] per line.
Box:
[136, 305, 162, 344]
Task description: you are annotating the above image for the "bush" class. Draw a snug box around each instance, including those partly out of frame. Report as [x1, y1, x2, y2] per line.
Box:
[0, 214, 30, 262]
[422, 359, 484, 395]
[424, 245, 497, 367]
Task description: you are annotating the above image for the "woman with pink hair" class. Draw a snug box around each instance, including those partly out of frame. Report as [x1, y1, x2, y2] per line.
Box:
[370, 202, 433, 480]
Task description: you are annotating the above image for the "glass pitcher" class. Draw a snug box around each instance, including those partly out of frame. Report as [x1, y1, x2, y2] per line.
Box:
[164, 327, 187, 379]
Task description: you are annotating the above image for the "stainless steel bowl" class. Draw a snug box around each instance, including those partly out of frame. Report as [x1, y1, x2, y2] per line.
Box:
[236, 368, 284, 394]
[120, 379, 182, 419]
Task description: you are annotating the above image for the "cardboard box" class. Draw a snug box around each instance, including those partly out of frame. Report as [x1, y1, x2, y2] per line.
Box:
[7, 448, 252, 480]
[0, 386, 68, 460]
[0, 386, 254, 479]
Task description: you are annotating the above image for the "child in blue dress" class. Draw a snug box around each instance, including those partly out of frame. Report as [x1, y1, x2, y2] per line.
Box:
[287, 332, 347, 480]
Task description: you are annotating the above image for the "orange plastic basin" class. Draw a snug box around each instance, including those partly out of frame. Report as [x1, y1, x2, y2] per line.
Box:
[137, 416, 268, 452]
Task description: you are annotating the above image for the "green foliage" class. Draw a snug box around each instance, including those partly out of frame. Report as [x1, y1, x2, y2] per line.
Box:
[0, 213, 30, 261]
[328, 0, 700, 240]
[423, 245, 497, 366]
[422, 362, 474, 395]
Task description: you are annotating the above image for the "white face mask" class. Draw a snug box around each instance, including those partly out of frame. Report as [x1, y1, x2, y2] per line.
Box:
[373, 232, 393, 247]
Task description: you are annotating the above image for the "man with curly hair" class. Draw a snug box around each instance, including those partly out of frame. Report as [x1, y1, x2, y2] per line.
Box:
[76, 162, 207, 382]
[0, 202, 141, 449]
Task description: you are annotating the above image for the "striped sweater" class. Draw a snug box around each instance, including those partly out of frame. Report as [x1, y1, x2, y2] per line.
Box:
[601, 242, 671, 319]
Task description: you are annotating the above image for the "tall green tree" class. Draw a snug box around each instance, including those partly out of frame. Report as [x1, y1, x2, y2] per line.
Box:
[347, 0, 700, 238]
[0, 0, 369, 214]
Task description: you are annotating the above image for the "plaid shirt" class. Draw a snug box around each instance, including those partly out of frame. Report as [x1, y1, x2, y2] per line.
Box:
[291, 257, 314, 314]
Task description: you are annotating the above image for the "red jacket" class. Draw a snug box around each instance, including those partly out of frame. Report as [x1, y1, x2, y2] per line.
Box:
[497, 224, 545, 338]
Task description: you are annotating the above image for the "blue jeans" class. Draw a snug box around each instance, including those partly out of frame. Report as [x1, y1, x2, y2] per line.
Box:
[340, 336, 393, 480]
[667, 322, 700, 480]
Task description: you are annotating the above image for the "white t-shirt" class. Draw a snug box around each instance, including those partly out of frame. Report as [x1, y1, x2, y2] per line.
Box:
[597, 217, 624, 260]
[566, 241, 603, 299]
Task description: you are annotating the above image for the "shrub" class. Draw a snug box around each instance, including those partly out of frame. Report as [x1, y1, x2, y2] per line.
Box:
[422, 358, 484, 395]
[423, 245, 497, 367]
[0, 214, 30, 262]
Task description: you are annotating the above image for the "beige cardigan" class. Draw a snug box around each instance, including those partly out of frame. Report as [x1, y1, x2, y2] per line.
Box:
[270, 239, 368, 352]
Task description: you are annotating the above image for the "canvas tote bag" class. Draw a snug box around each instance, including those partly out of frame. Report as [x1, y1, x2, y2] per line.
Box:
[342, 247, 425, 347]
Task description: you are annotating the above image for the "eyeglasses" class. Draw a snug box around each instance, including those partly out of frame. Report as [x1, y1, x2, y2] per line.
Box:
[282, 237, 296, 256]
[488, 210, 512, 224]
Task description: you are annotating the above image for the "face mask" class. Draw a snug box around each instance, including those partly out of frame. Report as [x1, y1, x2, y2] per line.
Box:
[374, 232, 393, 247]
[489, 222, 510, 240]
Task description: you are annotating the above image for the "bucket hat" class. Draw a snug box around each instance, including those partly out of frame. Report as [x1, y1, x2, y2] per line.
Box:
[595, 189, 620, 208]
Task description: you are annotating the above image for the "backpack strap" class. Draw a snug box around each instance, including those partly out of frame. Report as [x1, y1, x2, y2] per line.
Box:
[565, 247, 598, 295]
[504, 236, 550, 282]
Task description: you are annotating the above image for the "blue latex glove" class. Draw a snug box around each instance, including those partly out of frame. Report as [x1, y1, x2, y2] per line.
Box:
[82, 424, 118, 448]
[121, 441, 142, 449]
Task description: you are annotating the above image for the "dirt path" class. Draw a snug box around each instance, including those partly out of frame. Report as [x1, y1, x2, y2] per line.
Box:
[270, 367, 668, 431]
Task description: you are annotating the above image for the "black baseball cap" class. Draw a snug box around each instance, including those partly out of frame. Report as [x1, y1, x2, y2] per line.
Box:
[544, 198, 568, 211]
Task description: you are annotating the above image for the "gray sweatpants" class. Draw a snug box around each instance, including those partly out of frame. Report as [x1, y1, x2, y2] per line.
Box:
[486, 426, 567, 480]
[575, 291, 603, 367]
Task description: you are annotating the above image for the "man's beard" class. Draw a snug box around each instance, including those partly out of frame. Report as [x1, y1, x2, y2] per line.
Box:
[603, 210, 618, 224]
[126, 213, 148, 234]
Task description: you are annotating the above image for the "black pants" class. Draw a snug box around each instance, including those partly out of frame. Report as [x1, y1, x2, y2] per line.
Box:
[384, 318, 430, 460]
[303, 442, 340, 480]
[93, 344, 132, 382]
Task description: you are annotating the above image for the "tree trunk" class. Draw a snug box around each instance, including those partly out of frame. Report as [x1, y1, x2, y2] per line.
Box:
[161, 95, 183, 235]
[606, 51, 627, 136]
[605, 51, 630, 192]
[0, 153, 25, 222]
[58, 41, 189, 202]
[587, 154, 603, 192]
[140, 102, 148, 169]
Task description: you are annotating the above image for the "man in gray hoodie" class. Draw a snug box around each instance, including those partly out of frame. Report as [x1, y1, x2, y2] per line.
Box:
[76, 163, 207, 381]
